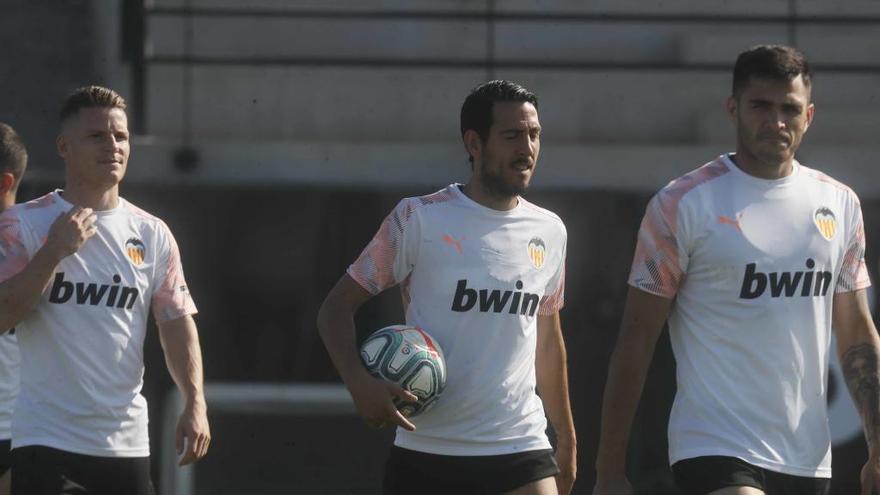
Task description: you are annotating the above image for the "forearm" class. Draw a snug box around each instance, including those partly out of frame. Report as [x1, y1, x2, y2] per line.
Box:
[317, 301, 370, 386]
[595, 288, 671, 478]
[841, 335, 880, 455]
[536, 330, 576, 445]
[595, 338, 657, 476]
[159, 316, 206, 408]
[0, 246, 63, 331]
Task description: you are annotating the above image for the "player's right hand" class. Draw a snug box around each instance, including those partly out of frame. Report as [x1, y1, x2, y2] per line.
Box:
[45, 207, 97, 260]
[348, 371, 418, 432]
[592, 477, 633, 495]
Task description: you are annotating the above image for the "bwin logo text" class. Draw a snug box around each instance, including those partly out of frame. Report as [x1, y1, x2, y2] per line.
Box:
[451, 279, 539, 316]
[48, 272, 140, 309]
[739, 259, 832, 299]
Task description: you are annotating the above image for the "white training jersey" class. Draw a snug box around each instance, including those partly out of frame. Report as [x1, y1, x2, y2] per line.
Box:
[629, 154, 870, 477]
[349, 184, 566, 456]
[0, 191, 197, 457]
[0, 330, 18, 440]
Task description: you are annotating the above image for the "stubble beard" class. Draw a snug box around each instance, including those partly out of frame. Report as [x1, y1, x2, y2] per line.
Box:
[737, 119, 796, 169]
[479, 151, 528, 199]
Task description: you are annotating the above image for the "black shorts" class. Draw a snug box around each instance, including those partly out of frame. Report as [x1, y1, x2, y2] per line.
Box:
[0, 439, 10, 476]
[383, 445, 558, 495]
[672, 456, 830, 495]
[11, 445, 154, 495]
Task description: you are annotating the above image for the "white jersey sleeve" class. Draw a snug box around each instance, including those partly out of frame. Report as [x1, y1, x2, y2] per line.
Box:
[347, 198, 420, 294]
[538, 233, 566, 315]
[836, 201, 870, 293]
[629, 188, 690, 298]
[0, 209, 31, 282]
[151, 221, 197, 322]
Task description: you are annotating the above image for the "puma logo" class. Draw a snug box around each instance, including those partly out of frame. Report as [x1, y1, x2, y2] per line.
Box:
[718, 214, 743, 232]
[442, 234, 464, 254]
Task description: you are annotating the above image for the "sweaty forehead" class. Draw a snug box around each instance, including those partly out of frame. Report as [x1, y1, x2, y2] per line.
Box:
[492, 101, 540, 129]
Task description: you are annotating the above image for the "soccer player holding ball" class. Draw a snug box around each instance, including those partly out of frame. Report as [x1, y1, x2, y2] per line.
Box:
[319, 80, 576, 495]
[593, 46, 880, 495]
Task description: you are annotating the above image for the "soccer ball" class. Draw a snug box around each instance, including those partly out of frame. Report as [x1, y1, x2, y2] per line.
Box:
[360, 325, 447, 417]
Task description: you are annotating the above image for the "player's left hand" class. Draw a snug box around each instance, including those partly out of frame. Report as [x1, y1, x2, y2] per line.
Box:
[861, 454, 880, 495]
[555, 438, 577, 495]
[177, 401, 211, 466]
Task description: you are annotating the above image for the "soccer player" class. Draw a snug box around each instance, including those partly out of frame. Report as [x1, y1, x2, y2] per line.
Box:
[318, 80, 576, 495]
[0, 123, 27, 495]
[0, 86, 210, 495]
[592, 45, 880, 495]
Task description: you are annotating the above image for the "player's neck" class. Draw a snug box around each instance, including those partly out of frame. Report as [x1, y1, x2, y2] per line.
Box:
[730, 149, 794, 180]
[0, 194, 14, 212]
[61, 183, 120, 211]
[461, 181, 518, 211]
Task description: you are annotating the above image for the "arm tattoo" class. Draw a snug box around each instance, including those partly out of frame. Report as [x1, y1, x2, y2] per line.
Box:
[842, 342, 880, 447]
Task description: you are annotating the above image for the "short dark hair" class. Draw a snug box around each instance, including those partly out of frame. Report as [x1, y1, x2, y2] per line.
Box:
[0, 123, 27, 185]
[461, 80, 538, 143]
[60, 85, 127, 123]
[732, 45, 812, 97]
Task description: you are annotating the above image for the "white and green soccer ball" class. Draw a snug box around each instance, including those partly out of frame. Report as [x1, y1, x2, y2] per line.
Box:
[360, 325, 447, 417]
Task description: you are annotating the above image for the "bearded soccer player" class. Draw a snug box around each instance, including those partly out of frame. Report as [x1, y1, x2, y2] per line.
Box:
[0, 86, 210, 495]
[318, 80, 576, 495]
[593, 45, 880, 495]
[0, 123, 27, 495]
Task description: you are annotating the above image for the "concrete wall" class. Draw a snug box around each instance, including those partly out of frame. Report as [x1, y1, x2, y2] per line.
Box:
[126, 0, 880, 194]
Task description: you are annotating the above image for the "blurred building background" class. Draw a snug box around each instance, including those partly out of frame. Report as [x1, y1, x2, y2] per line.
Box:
[2, 0, 879, 493]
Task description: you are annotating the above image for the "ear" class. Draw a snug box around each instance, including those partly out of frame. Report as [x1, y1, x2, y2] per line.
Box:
[0, 173, 14, 195]
[804, 103, 815, 131]
[725, 95, 738, 123]
[462, 129, 483, 164]
[56, 133, 67, 159]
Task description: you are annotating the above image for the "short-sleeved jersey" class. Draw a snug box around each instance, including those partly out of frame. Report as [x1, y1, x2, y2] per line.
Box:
[348, 184, 566, 456]
[629, 154, 870, 477]
[0, 331, 18, 440]
[0, 191, 197, 457]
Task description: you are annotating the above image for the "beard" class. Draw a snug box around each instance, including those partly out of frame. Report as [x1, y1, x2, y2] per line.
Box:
[479, 150, 529, 198]
[737, 118, 797, 165]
